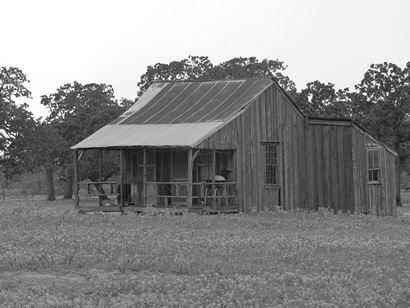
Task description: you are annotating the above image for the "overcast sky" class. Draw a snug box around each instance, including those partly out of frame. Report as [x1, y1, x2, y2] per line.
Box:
[2, 0, 409, 118]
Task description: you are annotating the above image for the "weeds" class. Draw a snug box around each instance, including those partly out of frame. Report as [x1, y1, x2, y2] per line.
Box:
[0, 199, 410, 307]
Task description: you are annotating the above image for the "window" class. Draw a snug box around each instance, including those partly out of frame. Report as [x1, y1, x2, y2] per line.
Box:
[367, 148, 380, 183]
[264, 143, 279, 185]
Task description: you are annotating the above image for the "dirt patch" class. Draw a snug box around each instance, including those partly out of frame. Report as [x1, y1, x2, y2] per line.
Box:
[0, 270, 93, 295]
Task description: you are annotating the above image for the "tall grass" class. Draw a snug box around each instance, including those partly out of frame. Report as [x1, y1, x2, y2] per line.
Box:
[1, 199, 410, 307]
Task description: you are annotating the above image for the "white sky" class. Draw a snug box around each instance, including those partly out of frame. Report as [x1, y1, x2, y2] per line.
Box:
[1, 0, 409, 118]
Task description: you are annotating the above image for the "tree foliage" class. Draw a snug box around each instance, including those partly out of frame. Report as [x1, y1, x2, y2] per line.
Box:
[137, 55, 296, 97]
[40, 82, 128, 199]
[353, 62, 410, 147]
[0, 67, 35, 178]
[353, 62, 410, 205]
[294, 81, 352, 118]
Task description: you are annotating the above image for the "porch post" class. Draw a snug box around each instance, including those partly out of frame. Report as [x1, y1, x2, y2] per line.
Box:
[212, 148, 216, 208]
[119, 149, 123, 209]
[143, 148, 147, 206]
[73, 150, 79, 208]
[187, 148, 193, 208]
[98, 150, 103, 206]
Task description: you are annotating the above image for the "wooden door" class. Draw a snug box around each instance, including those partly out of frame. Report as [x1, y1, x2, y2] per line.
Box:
[262, 142, 281, 210]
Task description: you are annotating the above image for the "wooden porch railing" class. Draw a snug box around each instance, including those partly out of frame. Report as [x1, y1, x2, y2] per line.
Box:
[75, 181, 121, 210]
[145, 181, 238, 208]
[75, 180, 238, 210]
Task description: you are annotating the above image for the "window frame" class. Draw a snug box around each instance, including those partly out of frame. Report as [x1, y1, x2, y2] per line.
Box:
[367, 147, 381, 184]
[262, 142, 280, 188]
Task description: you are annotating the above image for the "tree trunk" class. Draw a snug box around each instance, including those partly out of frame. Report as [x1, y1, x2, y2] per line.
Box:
[2, 179, 6, 201]
[63, 174, 73, 199]
[395, 142, 402, 206]
[46, 168, 56, 201]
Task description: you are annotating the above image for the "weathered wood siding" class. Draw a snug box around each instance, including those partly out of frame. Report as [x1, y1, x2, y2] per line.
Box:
[384, 147, 397, 216]
[352, 126, 396, 216]
[196, 85, 396, 215]
[197, 84, 305, 212]
[306, 121, 354, 212]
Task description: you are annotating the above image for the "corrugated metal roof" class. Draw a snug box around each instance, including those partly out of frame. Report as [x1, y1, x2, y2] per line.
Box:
[72, 78, 273, 149]
[71, 123, 225, 149]
[112, 78, 273, 125]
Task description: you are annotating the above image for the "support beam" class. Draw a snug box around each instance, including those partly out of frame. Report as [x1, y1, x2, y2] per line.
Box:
[143, 148, 147, 206]
[192, 149, 200, 161]
[98, 150, 103, 206]
[119, 150, 123, 209]
[78, 149, 86, 162]
[187, 148, 193, 208]
[73, 150, 79, 208]
[212, 148, 216, 208]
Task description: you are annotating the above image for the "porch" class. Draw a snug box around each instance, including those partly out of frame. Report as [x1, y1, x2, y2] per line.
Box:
[74, 148, 239, 213]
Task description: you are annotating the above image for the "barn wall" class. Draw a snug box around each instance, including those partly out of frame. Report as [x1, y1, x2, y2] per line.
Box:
[352, 126, 396, 216]
[197, 84, 306, 212]
[306, 122, 354, 212]
[384, 148, 397, 216]
[352, 127, 368, 213]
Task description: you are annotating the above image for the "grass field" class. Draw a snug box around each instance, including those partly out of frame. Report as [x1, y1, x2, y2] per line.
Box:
[1, 200, 410, 307]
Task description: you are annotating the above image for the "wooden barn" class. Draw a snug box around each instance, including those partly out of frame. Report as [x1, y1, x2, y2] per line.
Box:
[71, 78, 397, 216]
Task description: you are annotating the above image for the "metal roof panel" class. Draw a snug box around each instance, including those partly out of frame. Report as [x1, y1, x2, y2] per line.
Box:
[71, 122, 225, 149]
[114, 78, 273, 125]
[72, 78, 274, 149]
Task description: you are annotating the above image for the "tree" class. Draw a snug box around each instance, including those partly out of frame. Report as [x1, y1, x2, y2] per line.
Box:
[212, 57, 296, 92]
[0, 67, 36, 178]
[353, 62, 410, 206]
[41, 82, 127, 199]
[293, 81, 352, 118]
[137, 55, 296, 98]
[27, 122, 67, 201]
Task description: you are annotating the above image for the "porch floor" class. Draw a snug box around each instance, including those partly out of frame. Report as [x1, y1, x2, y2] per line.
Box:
[76, 204, 239, 214]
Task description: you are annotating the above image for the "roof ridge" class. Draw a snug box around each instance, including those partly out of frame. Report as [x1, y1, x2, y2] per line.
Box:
[152, 77, 274, 84]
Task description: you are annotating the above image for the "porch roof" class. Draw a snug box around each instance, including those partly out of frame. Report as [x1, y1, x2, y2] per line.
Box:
[71, 122, 224, 149]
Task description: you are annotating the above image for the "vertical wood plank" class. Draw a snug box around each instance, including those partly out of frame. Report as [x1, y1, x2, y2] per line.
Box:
[283, 105, 290, 210]
[306, 125, 314, 210]
[343, 128, 354, 213]
[235, 117, 242, 211]
[337, 127, 345, 213]
[187, 148, 193, 208]
[98, 150, 103, 206]
[120, 150, 123, 209]
[290, 109, 297, 209]
[212, 148, 216, 207]
[254, 99, 261, 210]
[323, 125, 331, 208]
[316, 126, 324, 209]
[142, 148, 146, 206]
[266, 86, 273, 141]
[260, 92, 267, 141]
[381, 149, 386, 216]
[246, 106, 253, 209]
[241, 114, 247, 212]
[330, 126, 339, 211]
[352, 129, 359, 214]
